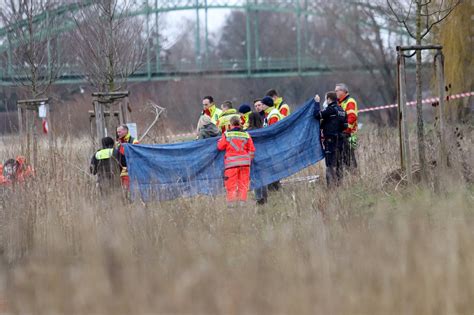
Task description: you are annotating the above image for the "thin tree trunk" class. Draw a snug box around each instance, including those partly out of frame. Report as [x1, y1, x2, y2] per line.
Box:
[415, 2, 427, 183]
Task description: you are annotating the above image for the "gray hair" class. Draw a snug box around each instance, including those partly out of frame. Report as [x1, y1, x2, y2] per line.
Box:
[117, 124, 129, 131]
[335, 83, 349, 93]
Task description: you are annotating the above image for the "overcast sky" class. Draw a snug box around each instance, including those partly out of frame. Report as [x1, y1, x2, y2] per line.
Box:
[160, 8, 230, 47]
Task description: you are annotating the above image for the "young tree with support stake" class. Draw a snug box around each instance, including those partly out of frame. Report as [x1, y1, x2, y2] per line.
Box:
[385, 0, 461, 183]
[0, 0, 61, 255]
[72, 0, 146, 143]
[0, 0, 60, 169]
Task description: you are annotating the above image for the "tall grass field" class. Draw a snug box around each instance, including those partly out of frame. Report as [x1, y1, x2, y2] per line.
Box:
[0, 123, 473, 314]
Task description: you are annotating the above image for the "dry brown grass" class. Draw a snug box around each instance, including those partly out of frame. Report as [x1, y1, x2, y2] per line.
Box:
[0, 125, 473, 314]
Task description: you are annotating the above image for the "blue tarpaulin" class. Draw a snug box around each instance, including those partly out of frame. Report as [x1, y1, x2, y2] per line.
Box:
[125, 97, 324, 201]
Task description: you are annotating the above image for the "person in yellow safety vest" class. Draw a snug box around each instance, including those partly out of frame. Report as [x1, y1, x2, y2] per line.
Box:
[201, 95, 222, 124]
[260, 96, 283, 127]
[216, 100, 241, 133]
[266, 89, 291, 117]
[335, 83, 358, 169]
[260, 96, 284, 192]
[238, 103, 252, 130]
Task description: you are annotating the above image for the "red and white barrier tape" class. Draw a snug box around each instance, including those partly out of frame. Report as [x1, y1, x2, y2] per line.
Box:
[359, 91, 474, 113]
[169, 132, 195, 139]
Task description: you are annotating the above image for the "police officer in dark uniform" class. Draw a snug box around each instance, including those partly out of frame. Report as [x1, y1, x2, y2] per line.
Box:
[314, 92, 347, 187]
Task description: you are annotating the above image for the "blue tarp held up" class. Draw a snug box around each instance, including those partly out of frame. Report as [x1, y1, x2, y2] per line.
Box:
[125, 98, 324, 201]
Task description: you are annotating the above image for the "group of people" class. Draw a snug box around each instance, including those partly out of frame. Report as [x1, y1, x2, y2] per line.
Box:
[88, 84, 359, 205]
[314, 83, 358, 187]
[197, 85, 358, 206]
[196, 89, 291, 139]
[197, 89, 292, 205]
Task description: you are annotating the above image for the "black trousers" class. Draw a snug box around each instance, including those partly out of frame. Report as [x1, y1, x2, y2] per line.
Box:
[324, 136, 344, 187]
[267, 181, 281, 191]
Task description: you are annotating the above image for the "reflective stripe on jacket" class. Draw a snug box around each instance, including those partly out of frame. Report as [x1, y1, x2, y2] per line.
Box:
[203, 104, 222, 124]
[241, 111, 251, 130]
[263, 107, 283, 127]
[274, 97, 291, 117]
[95, 148, 113, 160]
[338, 95, 358, 134]
[117, 134, 139, 157]
[217, 129, 255, 169]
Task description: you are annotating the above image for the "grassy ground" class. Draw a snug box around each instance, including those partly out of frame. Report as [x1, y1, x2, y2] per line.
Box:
[0, 124, 473, 314]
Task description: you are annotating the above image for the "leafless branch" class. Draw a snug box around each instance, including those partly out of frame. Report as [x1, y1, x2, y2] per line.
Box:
[419, 0, 461, 39]
[386, 0, 461, 41]
[1, 0, 62, 98]
[72, 0, 145, 92]
[139, 101, 165, 142]
[386, 0, 418, 39]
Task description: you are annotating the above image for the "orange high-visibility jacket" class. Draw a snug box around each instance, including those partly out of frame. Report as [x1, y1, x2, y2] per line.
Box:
[117, 133, 139, 155]
[274, 97, 291, 117]
[263, 107, 283, 126]
[116, 133, 139, 176]
[338, 95, 358, 134]
[217, 128, 255, 169]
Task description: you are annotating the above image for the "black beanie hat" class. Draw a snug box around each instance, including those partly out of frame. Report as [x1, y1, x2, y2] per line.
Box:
[238, 104, 252, 114]
[102, 136, 115, 148]
[261, 96, 274, 107]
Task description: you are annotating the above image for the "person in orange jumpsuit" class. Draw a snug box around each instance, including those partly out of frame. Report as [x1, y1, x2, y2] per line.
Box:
[217, 116, 255, 204]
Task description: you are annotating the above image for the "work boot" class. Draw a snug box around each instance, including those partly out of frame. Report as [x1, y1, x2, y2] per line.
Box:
[267, 181, 281, 191]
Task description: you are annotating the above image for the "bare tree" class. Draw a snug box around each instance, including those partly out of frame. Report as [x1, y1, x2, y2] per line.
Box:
[385, 0, 461, 181]
[0, 0, 61, 98]
[72, 0, 145, 92]
[312, 0, 401, 124]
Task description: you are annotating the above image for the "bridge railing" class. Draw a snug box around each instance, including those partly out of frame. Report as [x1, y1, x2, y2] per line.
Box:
[133, 57, 325, 75]
[1, 56, 418, 84]
[0, 57, 328, 83]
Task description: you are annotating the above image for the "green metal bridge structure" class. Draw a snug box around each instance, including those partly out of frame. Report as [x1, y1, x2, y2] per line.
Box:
[0, 0, 403, 85]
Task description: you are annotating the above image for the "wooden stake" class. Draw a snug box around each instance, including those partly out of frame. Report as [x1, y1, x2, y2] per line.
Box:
[17, 107, 24, 153]
[397, 54, 403, 171]
[118, 101, 124, 125]
[398, 54, 412, 183]
[94, 100, 105, 141]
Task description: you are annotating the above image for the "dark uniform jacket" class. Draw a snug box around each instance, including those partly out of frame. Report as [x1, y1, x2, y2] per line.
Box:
[314, 101, 347, 137]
